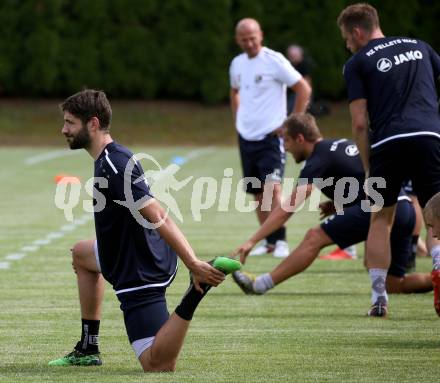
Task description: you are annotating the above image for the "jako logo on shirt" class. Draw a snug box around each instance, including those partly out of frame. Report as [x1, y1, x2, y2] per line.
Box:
[376, 58, 392, 72]
[393, 50, 423, 65]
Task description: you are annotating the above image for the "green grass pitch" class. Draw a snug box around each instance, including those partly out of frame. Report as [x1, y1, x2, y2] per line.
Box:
[0, 146, 439, 383]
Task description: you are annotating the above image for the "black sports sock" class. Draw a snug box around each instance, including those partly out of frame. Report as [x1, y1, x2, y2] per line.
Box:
[75, 319, 100, 354]
[267, 227, 286, 245]
[175, 282, 212, 321]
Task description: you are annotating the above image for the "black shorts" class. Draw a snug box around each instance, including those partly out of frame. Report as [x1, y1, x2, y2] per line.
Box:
[321, 199, 415, 277]
[369, 136, 440, 207]
[239, 134, 285, 194]
[117, 288, 169, 343]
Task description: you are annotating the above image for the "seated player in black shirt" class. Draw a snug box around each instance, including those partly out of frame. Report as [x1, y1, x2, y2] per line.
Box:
[232, 114, 432, 315]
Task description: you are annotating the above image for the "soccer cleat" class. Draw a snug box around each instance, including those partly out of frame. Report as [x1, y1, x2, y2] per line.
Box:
[273, 240, 289, 258]
[232, 271, 262, 295]
[319, 248, 356, 260]
[431, 270, 440, 316]
[249, 241, 274, 256]
[186, 257, 242, 294]
[212, 256, 242, 275]
[48, 349, 102, 366]
[367, 296, 388, 318]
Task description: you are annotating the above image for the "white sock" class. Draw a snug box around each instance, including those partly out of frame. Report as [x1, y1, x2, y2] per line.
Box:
[431, 245, 440, 270]
[253, 273, 274, 294]
[369, 268, 388, 304]
[344, 245, 357, 258]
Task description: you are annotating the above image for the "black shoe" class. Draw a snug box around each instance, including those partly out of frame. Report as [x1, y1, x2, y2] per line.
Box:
[367, 296, 388, 318]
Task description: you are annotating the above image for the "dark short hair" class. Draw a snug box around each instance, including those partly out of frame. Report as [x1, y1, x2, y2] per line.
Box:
[337, 3, 380, 33]
[61, 89, 112, 131]
[283, 113, 322, 142]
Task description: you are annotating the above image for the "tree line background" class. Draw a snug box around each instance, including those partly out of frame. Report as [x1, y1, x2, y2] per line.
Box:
[0, 0, 438, 103]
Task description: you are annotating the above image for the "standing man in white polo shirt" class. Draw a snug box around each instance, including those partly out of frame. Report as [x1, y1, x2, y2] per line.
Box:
[229, 18, 311, 257]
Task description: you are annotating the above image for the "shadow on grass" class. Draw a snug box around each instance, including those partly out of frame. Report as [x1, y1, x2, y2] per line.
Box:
[305, 268, 365, 275]
[208, 291, 367, 297]
[0, 364, 145, 376]
[352, 338, 440, 350]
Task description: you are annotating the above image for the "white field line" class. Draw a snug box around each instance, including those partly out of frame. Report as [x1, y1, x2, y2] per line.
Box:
[25, 149, 80, 165]
[183, 147, 214, 161]
[1, 214, 93, 270]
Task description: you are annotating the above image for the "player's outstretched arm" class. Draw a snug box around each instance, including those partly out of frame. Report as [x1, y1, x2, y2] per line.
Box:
[233, 183, 313, 264]
[139, 199, 225, 293]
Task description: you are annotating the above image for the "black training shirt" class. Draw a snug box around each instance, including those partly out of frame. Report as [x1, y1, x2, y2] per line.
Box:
[93, 142, 178, 295]
[343, 37, 440, 149]
[298, 139, 365, 206]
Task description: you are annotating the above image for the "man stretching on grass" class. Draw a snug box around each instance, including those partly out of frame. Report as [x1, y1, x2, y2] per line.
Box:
[232, 114, 432, 308]
[49, 89, 240, 372]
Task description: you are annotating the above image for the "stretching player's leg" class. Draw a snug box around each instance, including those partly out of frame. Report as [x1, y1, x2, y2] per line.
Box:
[386, 199, 432, 294]
[270, 227, 332, 284]
[233, 226, 333, 294]
[138, 313, 190, 372]
[72, 240, 104, 323]
[137, 257, 239, 372]
[49, 239, 103, 366]
[386, 274, 432, 294]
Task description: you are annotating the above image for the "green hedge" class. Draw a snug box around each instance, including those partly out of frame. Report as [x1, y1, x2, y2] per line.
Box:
[0, 0, 438, 102]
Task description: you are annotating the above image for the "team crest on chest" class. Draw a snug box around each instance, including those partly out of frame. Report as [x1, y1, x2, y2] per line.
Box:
[345, 145, 359, 156]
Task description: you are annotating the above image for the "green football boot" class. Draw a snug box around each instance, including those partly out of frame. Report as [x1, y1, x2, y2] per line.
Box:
[48, 348, 102, 366]
[212, 256, 242, 275]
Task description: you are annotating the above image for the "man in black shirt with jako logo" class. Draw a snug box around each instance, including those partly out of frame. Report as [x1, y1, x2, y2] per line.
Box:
[338, 3, 440, 317]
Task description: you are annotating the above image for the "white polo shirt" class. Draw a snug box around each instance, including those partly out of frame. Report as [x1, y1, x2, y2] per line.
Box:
[229, 47, 302, 141]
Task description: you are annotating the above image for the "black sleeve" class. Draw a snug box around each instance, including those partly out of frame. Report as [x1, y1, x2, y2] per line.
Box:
[343, 57, 367, 103]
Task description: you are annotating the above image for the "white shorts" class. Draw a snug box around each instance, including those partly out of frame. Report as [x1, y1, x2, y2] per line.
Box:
[131, 337, 155, 358]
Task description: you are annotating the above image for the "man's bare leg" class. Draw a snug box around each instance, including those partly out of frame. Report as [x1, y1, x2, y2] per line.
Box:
[49, 239, 104, 366]
[72, 239, 105, 320]
[386, 273, 433, 294]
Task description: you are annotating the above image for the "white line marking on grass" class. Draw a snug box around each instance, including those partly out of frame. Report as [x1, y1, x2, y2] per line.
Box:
[21, 245, 39, 252]
[5, 253, 26, 261]
[33, 239, 52, 246]
[1, 214, 93, 271]
[0, 262, 10, 269]
[184, 147, 214, 161]
[46, 232, 64, 239]
[170, 147, 215, 165]
[60, 224, 77, 232]
[25, 150, 80, 165]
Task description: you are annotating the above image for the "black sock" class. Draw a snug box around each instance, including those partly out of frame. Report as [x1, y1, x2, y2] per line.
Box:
[267, 227, 286, 245]
[175, 282, 212, 321]
[75, 319, 100, 354]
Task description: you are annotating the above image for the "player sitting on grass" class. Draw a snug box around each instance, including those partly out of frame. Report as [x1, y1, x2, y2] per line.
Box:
[232, 113, 432, 317]
[423, 192, 440, 316]
[48, 90, 240, 372]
